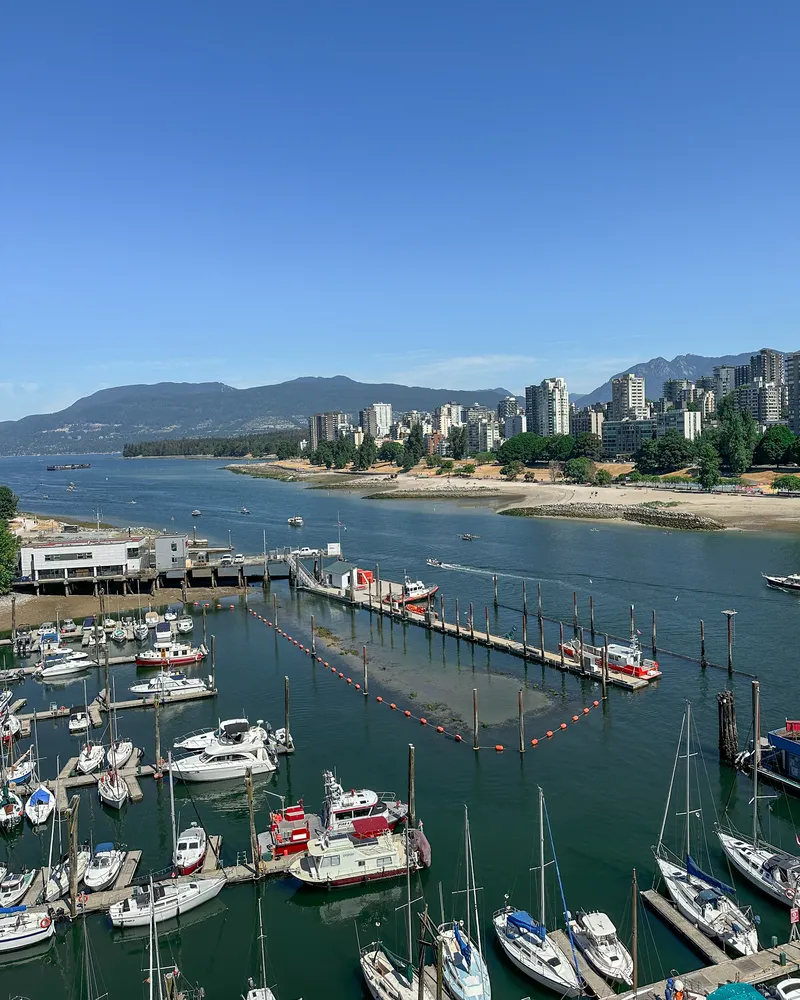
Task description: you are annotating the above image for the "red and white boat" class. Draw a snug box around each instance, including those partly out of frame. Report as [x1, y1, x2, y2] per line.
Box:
[559, 632, 661, 680]
[135, 642, 207, 668]
[382, 575, 439, 606]
[261, 803, 318, 858]
[174, 822, 208, 875]
[322, 770, 408, 833]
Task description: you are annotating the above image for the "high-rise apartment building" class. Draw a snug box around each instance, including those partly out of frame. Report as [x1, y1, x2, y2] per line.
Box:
[432, 402, 463, 436]
[734, 365, 751, 388]
[611, 373, 646, 420]
[662, 379, 692, 405]
[496, 396, 520, 421]
[713, 366, 736, 403]
[504, 414, 526, 438]
[736, 380, 783, 425]
[569, 408, 604, 438]
[467, 419, 500, 453]
[525, 378, 570, 437]
[787, 353, 800, 433]
[750, 348, 785, 385]
[308, 411, 348, 450]
[359, 402, 393, 439]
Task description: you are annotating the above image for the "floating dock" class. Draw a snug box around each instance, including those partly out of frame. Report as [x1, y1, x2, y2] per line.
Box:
[640, 889, 728, 964]
[49, 750, 151, 812]
[97, 687, 217, 712]
[551, 930, 615, 1000]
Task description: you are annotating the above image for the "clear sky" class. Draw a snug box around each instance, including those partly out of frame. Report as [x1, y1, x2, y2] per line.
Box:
[2, 2, 799, 419]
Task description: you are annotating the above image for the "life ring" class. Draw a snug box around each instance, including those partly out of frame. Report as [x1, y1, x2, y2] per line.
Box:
[787, 888, 794, 898]
[78, 893, 88, 904]
[39, 916, 51, 929]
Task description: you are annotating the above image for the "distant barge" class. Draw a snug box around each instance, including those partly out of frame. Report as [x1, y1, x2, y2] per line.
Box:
[47, 463, 91, 471]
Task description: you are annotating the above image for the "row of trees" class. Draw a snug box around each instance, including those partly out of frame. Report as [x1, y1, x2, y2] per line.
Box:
[496, 431, 602, 467]
[122, 432, 305, 459]
[0, 485, 19, 594]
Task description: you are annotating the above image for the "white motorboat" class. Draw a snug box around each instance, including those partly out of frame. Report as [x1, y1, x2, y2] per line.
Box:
[493, 789, 580, 996]
[0, 907, 55, 954]
[145, 611, 160, 629]
[108, 876, 225, 927]
[655, 704, 759, 957]
[45, 847, 91, 901]
[68, 708, 90, 733]
[569, 910, 633, 985]
[0, 786, 23, 830]
[763, 573, 800, 592]
[103, 617, 117, 632]
[134, 642, 207, 668]
[0, 869, 38, 907]
[191, 509, 202, 517]
[174, 717, 269, 752]
[154, 621, 173, 647]
[76, 742, 105, 774]
[0, 689, 13, 714]
[98, 768, 129, 809]
[83, 843, 125, 891]
[176, 616, 194, 634]
[107, 738, 134, 769]
[60, 618, 76, 633]
[164, 606, 183, 622]
[25, 785, 55, 826]
[288, 515, 303, 526]
[37, 622, 56, 637]
[169, 740, 277, 783]
[775, 979, 800, 1000]
[289, 820, 428, 888]
[111, 626, 126, 644]
[174, 822, 208, 875]
[133, 622, 149, 642]
[35, 654, 92, 680]
[130, 671, 211, 696]
[438, 807, 491, 1000]
[322, 769, 408, 833]
[0, 714, 20, 740]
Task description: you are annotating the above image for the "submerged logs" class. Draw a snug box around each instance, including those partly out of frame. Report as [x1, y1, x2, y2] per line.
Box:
[717, 689, 738, 763]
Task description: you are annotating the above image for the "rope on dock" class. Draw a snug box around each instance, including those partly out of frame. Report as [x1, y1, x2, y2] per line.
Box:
[247, 608, 602, 752]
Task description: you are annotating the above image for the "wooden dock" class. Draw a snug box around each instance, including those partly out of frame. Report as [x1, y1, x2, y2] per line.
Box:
[49, 750, 151, 811]
[98, 688, 217, 712]
[551, 929, 615, 1000]
[640, 889, 728, 964]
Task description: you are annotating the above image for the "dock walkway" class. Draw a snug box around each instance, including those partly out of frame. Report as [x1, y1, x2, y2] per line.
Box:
[641, 889, 728, 964]
[551, 930, 615, 1000]
[49, 750, 151, 811]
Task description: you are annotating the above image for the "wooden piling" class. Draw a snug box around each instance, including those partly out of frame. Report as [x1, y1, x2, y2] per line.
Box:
[651, 609, 657, 656]
[602, 635, 609, 700]
[153, 695, 162, 777]
[11, 595, 16, 639]
[589, 595, 595, 638]
[455, 599, 460, 639]
[246, 769, 260, 876]
[700, 619, 706, 668]
[311, 615, 316, 655]
[284, 676, 290, 751]
[559, 622, 565, 669]
[485, 607, 490, 643]
[518, 688, 525, 753]
[469, 603, 474, 642]
[211, 634, 216, 690]
[630, 604, 635, 638]
[473, 689, 479, 750]
[522, 581, 527, 616]
[202, 605, 207, 647]
[273, 592, 278, 630]
[408, 743, 416, 828]
[727, 612, 734, 673]
[363, 646, 368, 696]
[67, 794, 80, 918]
[717, 689, 738, 763]
[579, 626, 585, 675]
[573, 591, 578, 632]
[522, 614, 528, 658]
[440, 596, 446, 631]
[538, 612, 545, 663]
[493, 574, 498, 606]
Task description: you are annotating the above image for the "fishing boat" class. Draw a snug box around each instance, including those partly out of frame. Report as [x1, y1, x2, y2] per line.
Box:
[559, 617, 661, 680]
[426, 558, 442, 567]
[261, 803, 316, 858]
[322, 769, 408, 833]
[83, 843, 125, 891]
[288, 515, 304, 526]
[168, 739, 277, 783]
[289, 819, 429, 888]
[133, 621, 149, 641]
[174, 717, 270, 752]
[129, 671, 211, 696]
[718, 684, 800, 906]
[145, 610, 160, 629]
[25, 785, 55, 826]
[763, 573, 800, 592]
[569, 911, 633, 985]
[437, 807, 491, 1000]
[45, 846, 92, 901]
[0, 869, 37, 907]
[493, 788, 580, 996]
[174, 822, 208, 875]
[135, 642, 207, 668]
[0, 906, 55, 953]
[655, 704, 759, 956]
[382, 575, 439, 606]
[76, 742, 105, 774]
[360, 826, 435, 1000]
[108, 876, 225, 927]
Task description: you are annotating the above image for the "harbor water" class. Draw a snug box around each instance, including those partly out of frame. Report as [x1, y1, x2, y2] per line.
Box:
[2, 454, 800, 1000]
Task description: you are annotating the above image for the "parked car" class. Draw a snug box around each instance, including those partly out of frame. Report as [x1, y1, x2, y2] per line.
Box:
[232, 554, 245, 565]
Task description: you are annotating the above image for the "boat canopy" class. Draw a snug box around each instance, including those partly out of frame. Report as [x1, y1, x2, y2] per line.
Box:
[223, 722, 250, 737]
[764, 854, 800, 875]
[686, 856, 734, 895]
[95, 842, 115, 854]
[69, 706, 86, 715]
[0, 906, 26, 914]
[508, 910, 546, 940]
[351, 816, 390, 839]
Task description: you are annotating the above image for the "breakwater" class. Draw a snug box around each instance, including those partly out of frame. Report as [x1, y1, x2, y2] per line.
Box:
[500, 501, 725, 530]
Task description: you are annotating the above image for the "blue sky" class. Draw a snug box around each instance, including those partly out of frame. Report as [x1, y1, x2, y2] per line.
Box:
[2, 2, 799, 419]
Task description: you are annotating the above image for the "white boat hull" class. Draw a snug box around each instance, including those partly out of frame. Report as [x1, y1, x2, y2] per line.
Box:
[107, 740, 134, 769]
[98, 773, 129, 809]
[718, 831, 800, 907]
[108, 877, 225, 927]
[0, 911, 55, 953]
[361, 946, 434, 1000]
[24, 786, 56, 826]
[492, 910, 580, 997]
[170, 757, 276, 783]
[84, 852, 125, 891]
[0, 870, 38, 907]
[77, 746, 106, 774]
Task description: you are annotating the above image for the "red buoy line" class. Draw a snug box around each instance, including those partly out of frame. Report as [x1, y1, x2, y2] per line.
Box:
[247, 607, 602, 752]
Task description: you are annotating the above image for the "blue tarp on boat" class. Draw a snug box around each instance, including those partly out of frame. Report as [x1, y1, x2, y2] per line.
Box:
[95, 842, 115, 853]
[508, 910, 547, 941]
[453, 923, 472, 964]
[687, 855, 735, 896]
[28, 787, 51, 805]
[0, 906, 26, 914]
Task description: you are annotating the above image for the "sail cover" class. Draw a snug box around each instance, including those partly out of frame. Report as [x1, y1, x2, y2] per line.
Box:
[508, 910, 546, 941]
[453, 923, 472, 964]
[686, 855, 735, 895]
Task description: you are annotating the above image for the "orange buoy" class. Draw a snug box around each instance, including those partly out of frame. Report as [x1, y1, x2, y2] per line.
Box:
[495, 744, 504, 752]
[390, 703, 397, 710]
[229, 604, 234, 609]
[593, 700, 599, 707]
[546, 730, 554, 738]
[420, 718, 427, 725]
[560, 723, 567, 730]
[216, 604, 222, 609]
[323, 662, 329, 667]
[583, 707, 589, 714]
[293, 640, 298, 646]
[455, 734, 462, 742]
[355, 683, 360, 690]
[193, 602, 199, 607]
[346, 678, 352, 684]
[338, 672, 344, 678]
[437, 726, 444, 733]
[572, 715, 579, 722]
[376, 696, 383, 703]
[404, 710, 411, 717]
[317, 656, 322, 662]
[531, 738, 539, 746]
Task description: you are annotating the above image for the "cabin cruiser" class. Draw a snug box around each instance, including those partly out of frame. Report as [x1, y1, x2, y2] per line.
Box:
[191, 510, 202, 517]
[134, 642, 207, 668]
[68, 707, 90, 733]
[288, 515, 303, 525]
[35, 653, 92, 680]
[174, 822, 208, 874]
[133, 621, 149, 641]
[84, 844, 125, 891]
[763, 573, 800, 592]
[154, 620, 173, 646]
[60, 618, 76, 634]
[174, 717, 269, 752]
[289, 819, 428, 888]
[108, 876, 225, 927]
[569, 910, 633, 985]
[322, 770, 408, 834]
[82, 617, 95, 633]
[176, 616, 194, 634]
[145, 611, 160, 629]
[130, 671, 211, 696]
[164, 605, 183, 622]
[0, 906, 55, 953]
[0, 869, 38, 907]
[0, 668, 24, 684]
[493, 906, 580, 996]
[168, 740, 277, 783]
[45, 847, 91, 901]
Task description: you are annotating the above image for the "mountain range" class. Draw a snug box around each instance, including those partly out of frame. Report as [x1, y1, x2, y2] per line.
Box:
[0, 376, 513, 455]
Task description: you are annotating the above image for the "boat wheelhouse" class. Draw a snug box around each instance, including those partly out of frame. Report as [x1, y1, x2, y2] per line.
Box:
[322, 770, 408, 834]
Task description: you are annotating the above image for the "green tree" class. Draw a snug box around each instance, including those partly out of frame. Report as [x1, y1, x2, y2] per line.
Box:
[564, 457, 596, 482]
[447, 426, 467, 460]
[311, 440, 335, 468]
[472, 451, 495, 466]
[0, 485, 19, 521]
[754, 425, 794, 467]
[773, 475, 800, 492]
[572, 432, 603, 461]
[718, 405, 758, 474]
[656, 430, 695, 473]
[377, 441, 404, 464]
[696, 440, 721, 491]
[594, 468, 612, 485]
[0, 520, 18, 594]
[460, 463, 476, 476]
[543, 434, 574, 462]
[354, 433, 377, 471]
[402, 424, 426, 470]
[496, 432, 546, 466]
[425, 453, 442, 468]
[634, 439, 661, 474]
[333, 438, 355, 469]
[500, 460, 524, 481]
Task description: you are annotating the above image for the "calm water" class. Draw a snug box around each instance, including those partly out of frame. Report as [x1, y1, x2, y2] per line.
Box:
[2, 454, 800, 1000]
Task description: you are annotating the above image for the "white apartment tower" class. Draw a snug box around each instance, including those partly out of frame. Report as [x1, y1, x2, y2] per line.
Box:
[611, 373, 646, 420]
[359, 402, 393, 439]
[433, 401, 463, 436]
[525, 377, 570, 437]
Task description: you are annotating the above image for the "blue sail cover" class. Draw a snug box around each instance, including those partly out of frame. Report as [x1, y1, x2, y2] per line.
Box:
[453, 923, 472, 965]
[28, 787, 51, 805]
[687, 856, 735, 896]
[508, 910, 546, 941]
[0, 906, 26, 915]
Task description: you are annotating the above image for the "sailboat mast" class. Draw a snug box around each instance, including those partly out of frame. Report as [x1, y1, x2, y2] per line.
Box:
[168, 750, 177, 863]
[685, 702, 692, 864]
[33, 712, 40, 781]
[632, 868, 638, 996]
[656, 712, 686, 852]
[539, 786, 546, 927]
[752, 680, 761, 849]
[258, 898, 267, 991]
[464, 805, 471, 942]
[467, 812, 481, 958]
[405, 824, 413, 966]
[148, 891, 154, 1000]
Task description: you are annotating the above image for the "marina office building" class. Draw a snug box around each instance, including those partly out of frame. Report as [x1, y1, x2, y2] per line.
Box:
[17, 535, 146, 592]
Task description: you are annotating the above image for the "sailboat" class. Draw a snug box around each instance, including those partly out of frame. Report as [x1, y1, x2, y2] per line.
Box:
[98, 678, 129, 809]
[654, 703, 759, 956]
[360, 826, 434, 1000]
[493, 787, 580, 996]
[25, 715, 56, 825]
[107, 680, 134, 769]
[0, 739, 23, 830]
[243, 899, 278, 1000]
[437, 806, 491, 1000]
[717, 681, 800, 906]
